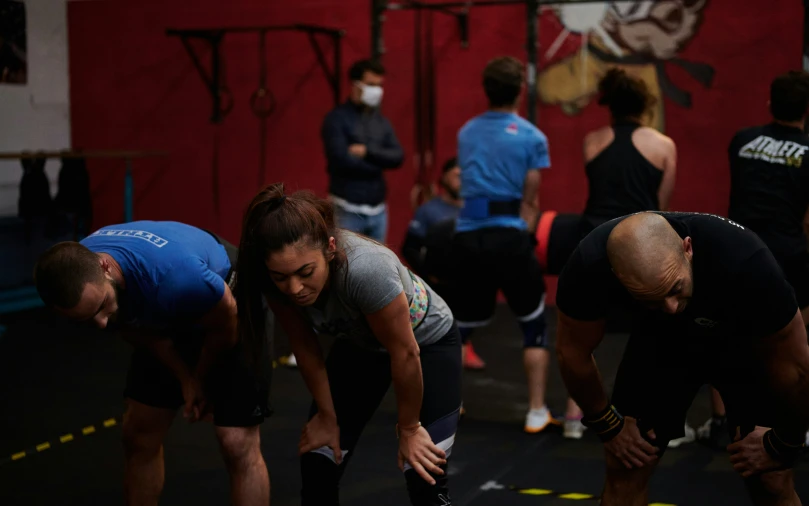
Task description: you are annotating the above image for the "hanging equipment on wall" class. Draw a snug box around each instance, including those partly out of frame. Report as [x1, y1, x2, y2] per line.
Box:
[425, 9, 436, 195]
[413, 6, 424, 208]
[250, 30, 277, 189]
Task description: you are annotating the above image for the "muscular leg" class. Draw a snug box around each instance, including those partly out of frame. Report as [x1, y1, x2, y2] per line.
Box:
[122, 400, 175, 506]
[601, 450, 659, 506]
[215, 425, 270, 506]
[745, 470, 802, 506]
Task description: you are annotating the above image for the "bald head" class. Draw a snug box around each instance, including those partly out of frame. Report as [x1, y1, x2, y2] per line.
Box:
[607, 213, 693, 313]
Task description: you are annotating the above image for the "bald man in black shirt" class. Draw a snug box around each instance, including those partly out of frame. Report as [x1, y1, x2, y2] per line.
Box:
[556, 211, 809, 506]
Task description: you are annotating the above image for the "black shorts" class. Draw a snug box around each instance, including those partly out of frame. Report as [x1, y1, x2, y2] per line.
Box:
[449, 227, 546, 326]
[777, 251, 809, 309]
[610, 319, 777, 451]
[123, 232, 272, 427]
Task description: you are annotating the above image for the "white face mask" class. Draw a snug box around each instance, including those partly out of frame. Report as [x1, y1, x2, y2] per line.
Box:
[358, 83, 383, 108]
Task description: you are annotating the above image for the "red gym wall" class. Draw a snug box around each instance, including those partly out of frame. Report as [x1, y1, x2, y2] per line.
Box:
[68, 0, 803, 301]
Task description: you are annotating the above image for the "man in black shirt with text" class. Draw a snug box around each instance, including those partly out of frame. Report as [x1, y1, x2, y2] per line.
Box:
[697, 70, 809, 448]
[729, 70, 809, 322]
[556, 211, 809, 506]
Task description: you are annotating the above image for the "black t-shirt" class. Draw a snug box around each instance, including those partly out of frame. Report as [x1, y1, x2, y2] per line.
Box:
[728, 123, 809, 257]
[556, 212, 798, 341]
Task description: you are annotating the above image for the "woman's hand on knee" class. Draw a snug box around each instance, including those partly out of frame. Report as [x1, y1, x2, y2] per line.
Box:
[397, 425, 447, 485]
[299, 412, 343, 465]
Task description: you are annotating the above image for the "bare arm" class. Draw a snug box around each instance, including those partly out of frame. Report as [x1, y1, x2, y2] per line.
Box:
[521, 169, 541, 232]
[555, 309, 609, 416]
[270, 300, 337, 419]
[756, 310, 809, 443]
[365, 291, 423, 430]
[657, 138, 677, 211]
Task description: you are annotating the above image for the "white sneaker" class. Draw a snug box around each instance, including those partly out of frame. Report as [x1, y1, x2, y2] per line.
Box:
[283, 353, 297, 368]
[563, 418, 586, 439]
[524, 406, 555, 434]
[667, 424, 695, 448]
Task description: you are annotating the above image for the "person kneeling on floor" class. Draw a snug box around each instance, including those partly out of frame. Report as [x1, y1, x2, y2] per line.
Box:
[235, 183, 462, 506]
[33, 221, 273, 506]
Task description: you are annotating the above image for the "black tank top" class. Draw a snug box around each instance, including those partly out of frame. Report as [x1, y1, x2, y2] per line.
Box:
[582, 120, 664, 229]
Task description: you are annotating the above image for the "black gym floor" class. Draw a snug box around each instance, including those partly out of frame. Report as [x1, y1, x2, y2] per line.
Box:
[1, 304, 807, 506]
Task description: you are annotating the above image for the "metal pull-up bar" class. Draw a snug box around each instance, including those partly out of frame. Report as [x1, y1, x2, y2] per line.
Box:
[166, 24, 345, 124]
[371, 0, 541, 125]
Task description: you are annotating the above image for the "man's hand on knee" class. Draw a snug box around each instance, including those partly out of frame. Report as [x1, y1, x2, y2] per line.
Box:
[728, 426, 795, 478]
[603, 416, 659, 469]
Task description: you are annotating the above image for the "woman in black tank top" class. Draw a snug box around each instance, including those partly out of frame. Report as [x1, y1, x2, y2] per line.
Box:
[582, 69, 667, 231]
[552, 69, 676, 439]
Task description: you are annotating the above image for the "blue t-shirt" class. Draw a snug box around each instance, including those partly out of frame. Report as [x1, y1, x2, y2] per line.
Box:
[456, 111, 550, 232]
[80, 221, 231, 328]
[407, 197, 461, 238]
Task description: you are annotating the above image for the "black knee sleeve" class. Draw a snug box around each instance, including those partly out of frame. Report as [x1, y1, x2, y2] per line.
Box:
[405, 463, 452, 505]
[301, 452, 341, 506]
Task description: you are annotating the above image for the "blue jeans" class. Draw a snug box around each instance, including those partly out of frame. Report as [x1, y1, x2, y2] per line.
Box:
[334, 207, 387, 243]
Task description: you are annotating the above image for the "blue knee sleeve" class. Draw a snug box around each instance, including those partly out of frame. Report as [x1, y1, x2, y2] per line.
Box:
[458, 326, 474, 345]
[519, 313, 548, 348]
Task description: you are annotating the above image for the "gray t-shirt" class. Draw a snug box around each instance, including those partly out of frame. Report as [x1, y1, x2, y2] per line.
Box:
[301, 231, 454, 351]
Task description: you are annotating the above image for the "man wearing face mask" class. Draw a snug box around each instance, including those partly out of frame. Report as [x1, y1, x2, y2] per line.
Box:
[321, 59, 404, 243]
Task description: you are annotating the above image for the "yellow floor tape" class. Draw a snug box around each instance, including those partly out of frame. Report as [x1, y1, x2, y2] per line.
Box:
[1, 416, 121, 467]
[511, 486, 676, 505]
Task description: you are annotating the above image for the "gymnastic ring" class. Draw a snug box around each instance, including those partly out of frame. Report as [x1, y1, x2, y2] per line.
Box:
[535, 210, 557, 271]
[250, 88, 277, 119]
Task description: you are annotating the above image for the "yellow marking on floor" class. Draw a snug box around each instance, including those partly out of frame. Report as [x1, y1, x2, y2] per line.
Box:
[82, 425, 96, 435]
[649, 503, 677, 506]
[36, 442, 51, 452]
[558, 493, 594, 500]
[60, 433, 74, 443]
[103, 418, 116, 428]
[11, 452, 25, 460]
[518, 488, 553, 495]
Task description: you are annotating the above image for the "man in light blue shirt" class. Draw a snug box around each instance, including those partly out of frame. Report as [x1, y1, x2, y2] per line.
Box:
[451, 56, 560, 434]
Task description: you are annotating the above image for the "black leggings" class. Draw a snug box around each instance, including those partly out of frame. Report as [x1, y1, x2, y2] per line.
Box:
[301, 325, 463, 505]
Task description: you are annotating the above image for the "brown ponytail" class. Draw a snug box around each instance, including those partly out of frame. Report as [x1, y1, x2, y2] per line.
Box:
[233, 183, 345, 369]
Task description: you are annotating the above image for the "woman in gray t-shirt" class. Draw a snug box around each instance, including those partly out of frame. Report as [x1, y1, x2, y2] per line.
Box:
[234, 183, 462, 505]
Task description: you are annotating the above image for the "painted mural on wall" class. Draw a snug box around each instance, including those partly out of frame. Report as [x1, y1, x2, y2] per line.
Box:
[0, 0, 27, 84]
[538, 1, 714, 133]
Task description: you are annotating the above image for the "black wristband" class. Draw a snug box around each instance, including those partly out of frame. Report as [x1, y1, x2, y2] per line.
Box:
[762, 429, 806, 466]
[582, 404, 625, 442]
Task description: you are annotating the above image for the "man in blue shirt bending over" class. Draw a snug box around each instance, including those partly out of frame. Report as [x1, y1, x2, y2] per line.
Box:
[34, 221, 272, 506]
[451, 56, 559, 433]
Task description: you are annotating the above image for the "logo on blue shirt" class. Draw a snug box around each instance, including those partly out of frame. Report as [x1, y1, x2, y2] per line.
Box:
[91, 229, 169, 248]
